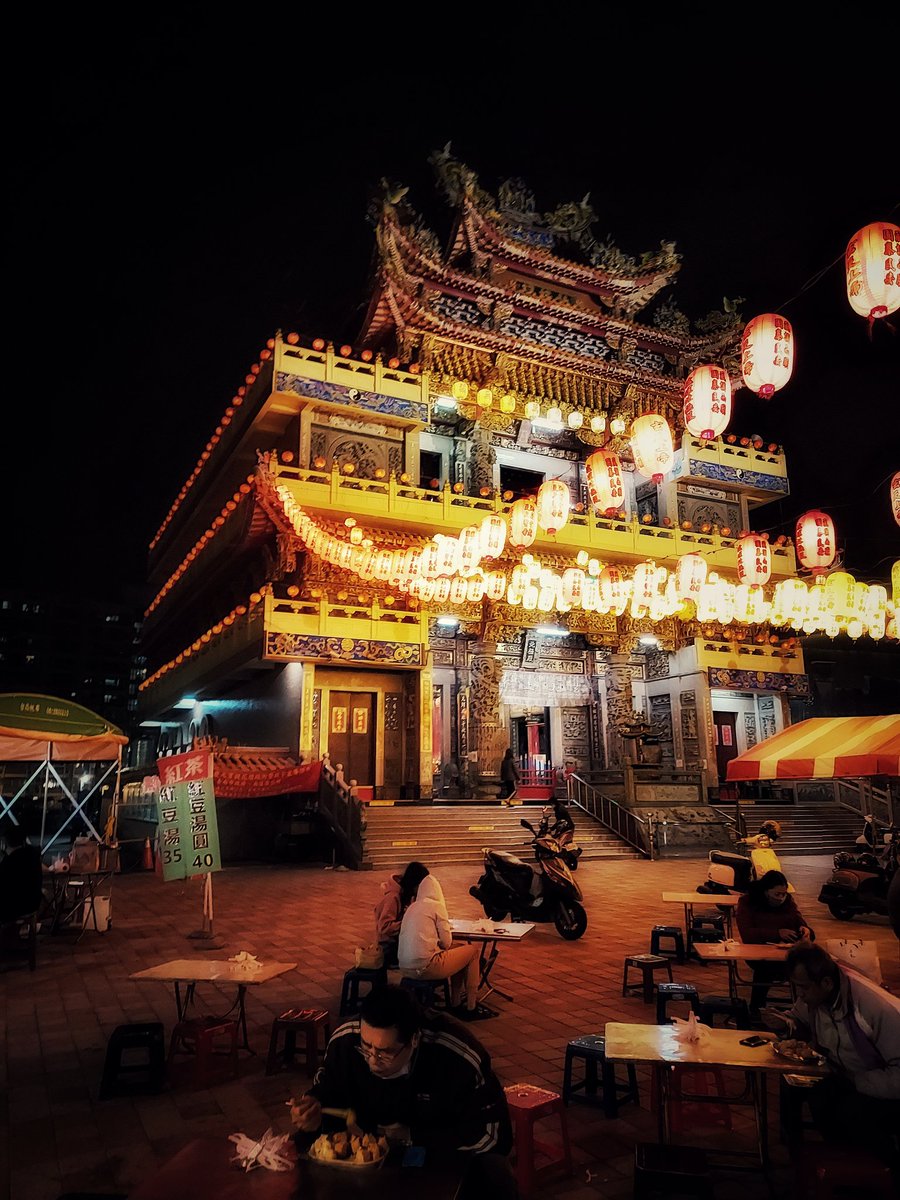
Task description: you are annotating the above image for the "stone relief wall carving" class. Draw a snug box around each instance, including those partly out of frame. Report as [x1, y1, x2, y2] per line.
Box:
[605, 657, 634, 768]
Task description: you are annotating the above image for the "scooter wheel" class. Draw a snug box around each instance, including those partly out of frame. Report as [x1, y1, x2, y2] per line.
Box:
[554, 900, 587, 940]
[828, 903, 856, 921]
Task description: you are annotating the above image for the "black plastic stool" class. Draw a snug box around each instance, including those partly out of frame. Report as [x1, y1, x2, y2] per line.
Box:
[622, 954, 673, 1003]
[779, 1074, 822, 1145]
[99, 1022, 166, 1099]
[339, 966, 388, 1018]
[650, 925, 685, 963]
[698, 993, 751, 1028]
[634, 1142, 714, 1198]
[656, 982, 701, 1025]
[562, 1033, 639, 1118]
[399, 976, 452, 1008]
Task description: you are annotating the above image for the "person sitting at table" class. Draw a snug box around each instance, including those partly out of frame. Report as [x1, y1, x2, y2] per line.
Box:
[767, 941, 900, 1159]
[374, 860, 430, 969]
[290, 984, 515, 1198]
[0, 824, 44, 934]
[735, 869, 814, 1016]
[398, 874, 488, 1021]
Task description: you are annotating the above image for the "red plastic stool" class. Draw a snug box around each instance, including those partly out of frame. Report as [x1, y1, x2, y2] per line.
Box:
[265, 1008, 331, 1076]
[504, 1083, 573, 1199]
[168, 1016, 239, 1088]
[651, 1066, 733, 1134]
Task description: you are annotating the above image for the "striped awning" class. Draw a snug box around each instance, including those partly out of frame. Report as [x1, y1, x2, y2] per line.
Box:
[727, 715, 900, 781]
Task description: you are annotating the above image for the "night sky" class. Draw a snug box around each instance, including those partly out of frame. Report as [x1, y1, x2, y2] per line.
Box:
[7, 8, 899, 604]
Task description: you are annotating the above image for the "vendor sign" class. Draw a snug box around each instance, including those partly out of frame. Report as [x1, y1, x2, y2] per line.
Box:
[156, 748, 222, 881]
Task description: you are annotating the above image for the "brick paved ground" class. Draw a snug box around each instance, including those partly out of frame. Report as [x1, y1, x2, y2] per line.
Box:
[2, 852, 898, 1200]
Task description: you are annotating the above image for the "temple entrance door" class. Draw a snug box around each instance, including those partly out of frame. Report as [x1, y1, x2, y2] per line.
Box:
[512, 709, 551, 772]
[713, 711, 739, 783]
[328, 692, 375, 786]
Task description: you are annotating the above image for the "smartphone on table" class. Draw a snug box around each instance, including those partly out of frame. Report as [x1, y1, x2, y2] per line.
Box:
[739, 1035, 769, 1047]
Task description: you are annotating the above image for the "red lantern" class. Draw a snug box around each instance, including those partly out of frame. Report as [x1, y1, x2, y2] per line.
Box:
[599, 565, 626, 612]
[630, 415, 674, 483]
[479, 515, 507, 560]
[560, 568, 585, 607]
[795, 510, 836, 576]
[741, 315, 794, 400]
[735, 534, 772, 586]
[508, 499, 538, 549]
[536, 480, 570, 535]
[585, 450, 624, 515]
[845, 221, 900, 322]
[683, 366, 732, 439]
[891, 471, 900, 528]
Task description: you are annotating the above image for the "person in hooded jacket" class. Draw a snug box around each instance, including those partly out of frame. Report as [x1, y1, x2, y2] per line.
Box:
[374, 861, 429, 968]
[398, 874, 487, 1021]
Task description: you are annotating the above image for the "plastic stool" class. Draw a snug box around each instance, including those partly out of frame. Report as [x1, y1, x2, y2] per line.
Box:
[634, 1142, 714, 1198]
[399, 976, 452, 1009]
[562, 1033, 639, 1118]
[623, 954, 673, 1003]
[99, 1022, 166, 1099]
[688, 915, 725, 955]
[698, 994, 751, 1028]
[795, 1143, 896, 1198]
[504, 1083, 573, 1199]
[650, 925, 685, 963]
[656, 982, 701, 1025]
[265, 1008, 331, 1076]
[779, 1075, 822, 1146]
[168, 1016, 239, 1088]
[339, 966, 387, 1018]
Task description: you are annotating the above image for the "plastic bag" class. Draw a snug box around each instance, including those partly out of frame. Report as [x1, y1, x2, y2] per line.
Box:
[354, 944, 384, 969]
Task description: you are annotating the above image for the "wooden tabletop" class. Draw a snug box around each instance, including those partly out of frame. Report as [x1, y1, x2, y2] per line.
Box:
[450, 919, 535, 941]
[130, 959, 297, 986]
[127, 1135, 469, 1199]
[661, 892, 740, 906]
[692, 941, 789, 962]
[603, 1021, 827, 1075]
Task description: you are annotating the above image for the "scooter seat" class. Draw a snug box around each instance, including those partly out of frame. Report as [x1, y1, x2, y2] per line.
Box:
[487, 849, 535, 890]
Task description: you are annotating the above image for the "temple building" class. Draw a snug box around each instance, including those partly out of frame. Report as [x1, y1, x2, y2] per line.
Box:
[139, 154, 865, 831]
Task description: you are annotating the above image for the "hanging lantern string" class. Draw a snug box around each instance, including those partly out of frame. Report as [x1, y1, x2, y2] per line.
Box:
[771, 199, 900, 315]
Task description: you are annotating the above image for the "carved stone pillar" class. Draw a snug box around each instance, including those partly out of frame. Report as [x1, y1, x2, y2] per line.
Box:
[469, 430, 496, 496]
[605, 653, 634, 768]
[469, 647, 506, 782]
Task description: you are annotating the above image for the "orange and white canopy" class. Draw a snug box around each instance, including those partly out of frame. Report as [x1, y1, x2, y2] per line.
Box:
[727, 715, 900, 780]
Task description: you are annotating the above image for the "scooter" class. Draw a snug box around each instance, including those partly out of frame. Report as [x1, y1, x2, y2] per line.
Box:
[696, 820, 789, 896]
[818, 826, 899, 921]
[469, 818, 588, 940]
[536, 805, 582, 871]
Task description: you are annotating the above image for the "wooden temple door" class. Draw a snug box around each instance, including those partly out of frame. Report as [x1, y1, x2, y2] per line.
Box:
[713, 711, 739, 784]
[328, 691, 375, 786]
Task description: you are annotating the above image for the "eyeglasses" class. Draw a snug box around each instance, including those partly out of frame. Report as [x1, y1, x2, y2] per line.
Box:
[356, 1038, 408, 1065]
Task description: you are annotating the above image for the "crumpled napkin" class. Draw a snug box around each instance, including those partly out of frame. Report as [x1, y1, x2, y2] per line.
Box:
[472, 918, 495, 933]
[671, 1011, 710, 1045]
[229, 1128, 294, 1172]
[229, 951, 263, 972]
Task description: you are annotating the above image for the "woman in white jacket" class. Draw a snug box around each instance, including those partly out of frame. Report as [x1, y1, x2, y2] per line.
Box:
[397, 874, 486, 1020]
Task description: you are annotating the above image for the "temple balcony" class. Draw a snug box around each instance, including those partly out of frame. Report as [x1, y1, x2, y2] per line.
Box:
[263, 592, 428, 657]
[672, 433, 789, 502]
[274, 465, 798, 580]
[695, 637, 806, 675]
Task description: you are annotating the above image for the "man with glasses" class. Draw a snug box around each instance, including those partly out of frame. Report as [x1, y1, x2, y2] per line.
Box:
[290, 984, 516, 1197]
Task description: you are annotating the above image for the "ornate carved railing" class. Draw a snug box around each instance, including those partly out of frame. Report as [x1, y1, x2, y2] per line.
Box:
[317, 755, 367, 868]
[567, 773, 651, 859]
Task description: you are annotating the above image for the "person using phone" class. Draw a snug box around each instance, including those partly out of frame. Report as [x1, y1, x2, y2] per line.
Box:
[735, 870, 814, 1016]
[289, 984, 516, 1198]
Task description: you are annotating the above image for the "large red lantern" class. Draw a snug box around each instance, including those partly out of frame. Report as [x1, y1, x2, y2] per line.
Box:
[683, 366, 732, 439]
[845, 221, 900, 323]
[892, 471, 900, 528]
[585, 450, 624, 515]
[630, 414, 674, 484]
[735, 534, 772, 586]
[508, 499, 538, 549]
[795, 510, 836, 576]
[536, 480, 571, 535]
[741, 315, 794, 400]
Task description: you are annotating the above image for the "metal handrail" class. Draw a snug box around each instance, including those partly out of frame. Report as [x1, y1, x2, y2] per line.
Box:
[710, 803, 747, 839]
[567, 773, 651, 859]
[318, 757, 366, 868]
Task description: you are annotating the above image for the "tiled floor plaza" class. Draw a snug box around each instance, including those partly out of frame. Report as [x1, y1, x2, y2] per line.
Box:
[2, 849, 898, 1200]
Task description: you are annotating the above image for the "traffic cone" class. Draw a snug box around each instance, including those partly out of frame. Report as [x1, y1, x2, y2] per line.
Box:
[141, 837, 154, 871]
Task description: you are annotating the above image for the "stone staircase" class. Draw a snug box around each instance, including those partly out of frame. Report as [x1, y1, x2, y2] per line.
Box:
[725, 804, 866, 856]
[361, 802, 642, 870]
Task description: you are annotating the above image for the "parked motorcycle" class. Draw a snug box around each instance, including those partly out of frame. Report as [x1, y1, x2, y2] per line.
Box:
[536, 803, 582, 871]
[469, 818, 587, 939]
[697, 819, 790, 896]
[818, 825, 899, 921]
